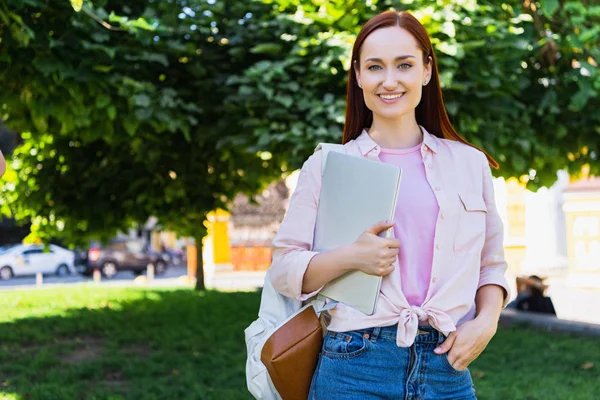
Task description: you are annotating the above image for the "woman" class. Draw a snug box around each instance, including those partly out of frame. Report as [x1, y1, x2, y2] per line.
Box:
[270, 10, 510, 400]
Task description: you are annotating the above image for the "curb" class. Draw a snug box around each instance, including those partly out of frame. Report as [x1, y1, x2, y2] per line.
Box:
[500, 309, 600, 336]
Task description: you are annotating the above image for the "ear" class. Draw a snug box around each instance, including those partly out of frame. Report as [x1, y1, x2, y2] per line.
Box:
[423, 56, 433, 85]
[353, 60, 362, 88]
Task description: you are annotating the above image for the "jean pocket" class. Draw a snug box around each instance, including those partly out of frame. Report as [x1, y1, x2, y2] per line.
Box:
[322, 330, 369, 360]
[441, 353, 468, 375]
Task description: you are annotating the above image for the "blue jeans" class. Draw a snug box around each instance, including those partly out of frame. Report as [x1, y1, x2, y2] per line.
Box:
[309, 324, 476, 400]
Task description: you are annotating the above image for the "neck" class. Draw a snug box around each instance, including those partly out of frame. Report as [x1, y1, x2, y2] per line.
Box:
[368, 112, 423, 149]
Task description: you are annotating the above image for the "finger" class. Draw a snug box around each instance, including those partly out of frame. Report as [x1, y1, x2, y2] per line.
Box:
[447, 350, 462, 367]
[385, 248, 399, 258]
[385, 239, 401, 248]
[366, 220, 395, 235]
[384, 257, 397, 267]
[452, 356, 469, 371]
[376, 263, 395, 276]
[434, 332, 456, 354]
[381, 264, 395, 276]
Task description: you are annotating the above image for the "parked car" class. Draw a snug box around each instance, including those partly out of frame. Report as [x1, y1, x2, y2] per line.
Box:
[0, 244, 76, 281]
[78, 238, 168, 279]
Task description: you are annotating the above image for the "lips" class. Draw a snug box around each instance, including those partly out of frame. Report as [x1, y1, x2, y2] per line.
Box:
[377, 92, 405, 103]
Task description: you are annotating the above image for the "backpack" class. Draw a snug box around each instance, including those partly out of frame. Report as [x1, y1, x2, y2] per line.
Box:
[244, 143, 346, 400]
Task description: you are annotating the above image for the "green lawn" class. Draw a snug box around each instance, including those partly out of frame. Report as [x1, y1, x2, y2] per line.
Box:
[0, 286, 598, 400]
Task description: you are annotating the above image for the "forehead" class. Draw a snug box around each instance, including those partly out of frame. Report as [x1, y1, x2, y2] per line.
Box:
[360, 26, 422, 62]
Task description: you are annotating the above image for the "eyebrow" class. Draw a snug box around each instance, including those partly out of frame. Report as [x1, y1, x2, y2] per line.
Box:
[364, 55, 416, 63]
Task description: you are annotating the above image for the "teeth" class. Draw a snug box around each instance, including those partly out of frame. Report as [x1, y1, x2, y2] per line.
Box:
[380, 94, 403, 100]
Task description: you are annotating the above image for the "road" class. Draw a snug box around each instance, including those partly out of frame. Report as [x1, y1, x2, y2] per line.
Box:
[0, 264, 190, 290]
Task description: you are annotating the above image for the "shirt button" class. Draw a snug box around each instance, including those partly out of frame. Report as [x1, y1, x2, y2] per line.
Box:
[427, 164, 433, 169]
[435, 187, 441, 191]
[440, 213, 445, 220]
[435, 244, 441, 250]
[432, 277, 437, 283]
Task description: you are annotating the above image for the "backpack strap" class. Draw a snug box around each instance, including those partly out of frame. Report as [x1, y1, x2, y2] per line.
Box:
[314, 143, 346, 175]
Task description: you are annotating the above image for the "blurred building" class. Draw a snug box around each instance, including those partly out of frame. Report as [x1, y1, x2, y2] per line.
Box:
[217, 180, 289, 272]
[199, 168, 600, 289]
[562, 174, 600, 286]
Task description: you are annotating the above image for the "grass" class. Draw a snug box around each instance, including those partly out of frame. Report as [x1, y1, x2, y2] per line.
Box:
[0, 286, 598, 400]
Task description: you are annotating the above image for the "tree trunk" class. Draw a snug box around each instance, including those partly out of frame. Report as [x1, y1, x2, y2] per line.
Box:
[194, 235, 205, 291]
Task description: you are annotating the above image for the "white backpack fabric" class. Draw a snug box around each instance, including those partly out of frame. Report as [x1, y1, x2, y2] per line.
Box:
[244, 143, 346, 400]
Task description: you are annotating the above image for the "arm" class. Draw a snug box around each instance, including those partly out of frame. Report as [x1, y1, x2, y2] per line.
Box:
[302, 219, 398, 293]
[270, 151, 351, 300]
[478, 152, 511, 307]
[434, 153, 510, 368]
[270, 151, 399, 299]
[475, 284, 504, 327]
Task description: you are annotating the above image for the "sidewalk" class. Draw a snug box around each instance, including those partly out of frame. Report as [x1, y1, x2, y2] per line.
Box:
[3, 268, 599, 328]
[207, 270, 600, 327]
[206, 270, 266, 292]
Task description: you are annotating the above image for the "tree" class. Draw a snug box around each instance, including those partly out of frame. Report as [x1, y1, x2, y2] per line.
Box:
[1, 0, 598, 290]
[0, 0, 285, 289]
[226, 0, 599, 189]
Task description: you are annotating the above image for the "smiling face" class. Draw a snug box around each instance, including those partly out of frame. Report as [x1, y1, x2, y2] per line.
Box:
[355, 26, 432, 122]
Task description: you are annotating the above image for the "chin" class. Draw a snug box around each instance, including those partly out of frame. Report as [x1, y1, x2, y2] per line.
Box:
[372, 107, 413, 121]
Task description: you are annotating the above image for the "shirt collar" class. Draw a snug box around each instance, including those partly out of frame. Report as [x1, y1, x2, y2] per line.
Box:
[355, 125, 439, 156]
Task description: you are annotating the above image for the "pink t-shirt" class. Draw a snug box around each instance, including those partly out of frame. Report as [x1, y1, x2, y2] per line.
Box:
[378, 143, 439, 307]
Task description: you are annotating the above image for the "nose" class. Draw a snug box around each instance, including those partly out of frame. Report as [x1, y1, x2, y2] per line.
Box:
[382, 69, 397, 90]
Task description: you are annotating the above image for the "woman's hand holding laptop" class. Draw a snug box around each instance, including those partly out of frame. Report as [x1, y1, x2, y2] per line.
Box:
[348, 220, 400, 277]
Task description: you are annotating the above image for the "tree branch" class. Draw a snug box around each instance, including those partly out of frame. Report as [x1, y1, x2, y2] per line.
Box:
[82, 6, 124, 31]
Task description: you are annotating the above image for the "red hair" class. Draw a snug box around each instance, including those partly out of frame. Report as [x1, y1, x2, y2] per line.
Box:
[343, 10, 498, 169]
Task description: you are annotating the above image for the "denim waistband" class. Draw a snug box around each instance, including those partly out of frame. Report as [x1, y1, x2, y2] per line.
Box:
[350, 324, 445, 345]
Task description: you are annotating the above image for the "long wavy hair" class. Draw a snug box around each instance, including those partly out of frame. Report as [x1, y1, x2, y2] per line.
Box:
[343, 10, 498, 168]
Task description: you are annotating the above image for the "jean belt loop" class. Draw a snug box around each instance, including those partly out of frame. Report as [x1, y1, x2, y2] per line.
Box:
[436, 330, 446, 345]
[371, 326, 382, 342]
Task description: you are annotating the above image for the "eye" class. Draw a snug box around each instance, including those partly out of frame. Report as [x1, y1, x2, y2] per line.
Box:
[367, 65, 382, 71]
[399, 63, 412, 69]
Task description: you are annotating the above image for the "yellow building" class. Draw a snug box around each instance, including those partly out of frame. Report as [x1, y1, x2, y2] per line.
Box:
[563, 176, 600, 274]
[503, 178, 528, 277]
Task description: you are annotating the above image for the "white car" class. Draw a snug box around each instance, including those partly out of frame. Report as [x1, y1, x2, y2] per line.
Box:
[0, 244, 76, 281]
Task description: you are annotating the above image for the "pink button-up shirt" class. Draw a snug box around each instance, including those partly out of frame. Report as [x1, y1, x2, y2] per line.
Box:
[270, 126, 510, 347]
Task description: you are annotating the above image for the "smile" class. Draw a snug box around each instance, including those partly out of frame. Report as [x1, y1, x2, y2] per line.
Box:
[378, 93, 405, 103]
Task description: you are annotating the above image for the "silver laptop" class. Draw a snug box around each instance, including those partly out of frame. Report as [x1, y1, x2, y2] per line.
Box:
[313, 151, 402, 315]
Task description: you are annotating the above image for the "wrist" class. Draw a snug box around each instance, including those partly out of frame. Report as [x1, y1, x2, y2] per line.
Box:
[339, 244, 358, 273]
[474, 312, 499, 332]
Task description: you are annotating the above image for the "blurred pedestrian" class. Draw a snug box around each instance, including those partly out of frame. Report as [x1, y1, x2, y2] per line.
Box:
[507, 275, 556, 316]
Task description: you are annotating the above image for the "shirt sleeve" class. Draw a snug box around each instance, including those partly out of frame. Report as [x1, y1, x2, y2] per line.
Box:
[269, 151, 324, 301]
[478, 152, 511, 307]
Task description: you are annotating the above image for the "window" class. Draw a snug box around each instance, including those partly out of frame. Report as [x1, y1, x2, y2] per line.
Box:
[22, 249, 44, 255]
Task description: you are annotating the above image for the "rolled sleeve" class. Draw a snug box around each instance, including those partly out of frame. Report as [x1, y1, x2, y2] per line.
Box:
[270, 249, 322, 300]
[269, 152, 324, 301]
[479, 153, 511, 307]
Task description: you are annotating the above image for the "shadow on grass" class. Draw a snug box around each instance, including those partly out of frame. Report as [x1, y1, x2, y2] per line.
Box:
[0, 289, 261, 400]
[2, 287, 600, 400]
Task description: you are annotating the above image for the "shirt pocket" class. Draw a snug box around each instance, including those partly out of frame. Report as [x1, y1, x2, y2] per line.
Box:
[453, 191, 487, 255]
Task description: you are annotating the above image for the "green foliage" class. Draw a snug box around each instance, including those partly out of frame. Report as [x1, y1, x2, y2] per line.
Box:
[0, 0, 598, 248]
[0, 0, 283, 245]
[227, 0, 600, 190]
